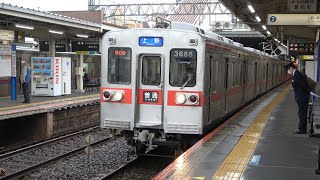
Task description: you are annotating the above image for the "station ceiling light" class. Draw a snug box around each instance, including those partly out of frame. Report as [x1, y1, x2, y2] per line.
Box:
[255, 15, 261, 22]
[266, 31, 271, 35]
[49, 29, 63, 35]
[262, 25, 267, 30]
[76, 34, 89, 38]
[15, 23, 34, 30]
[247, 3, 255, 13]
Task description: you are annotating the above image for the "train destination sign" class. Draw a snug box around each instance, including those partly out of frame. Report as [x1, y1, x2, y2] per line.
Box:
[143, 91, 159, 102]
[139, 37, 163, 47]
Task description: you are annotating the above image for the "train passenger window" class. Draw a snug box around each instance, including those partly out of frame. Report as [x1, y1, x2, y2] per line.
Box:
[142, 56, 161, 86]
[169, 49, 197, 87]
[107, 47, 131, 84]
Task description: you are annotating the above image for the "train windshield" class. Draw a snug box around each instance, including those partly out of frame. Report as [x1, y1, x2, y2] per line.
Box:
[108, 47, 131, 84]
[169, 49, 197, 87]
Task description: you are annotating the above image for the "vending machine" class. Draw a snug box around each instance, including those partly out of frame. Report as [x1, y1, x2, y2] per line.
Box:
[31, 57, 71, 96]
[61, 57, 71, 95]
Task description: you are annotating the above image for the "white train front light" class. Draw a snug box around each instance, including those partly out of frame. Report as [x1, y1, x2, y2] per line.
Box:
[176, 93, 186, 104]
[113, 91, 124, 101]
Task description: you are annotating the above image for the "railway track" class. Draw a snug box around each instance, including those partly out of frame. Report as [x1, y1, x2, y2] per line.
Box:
[100, 148, 175, 180]
[0, 127, 110, 179]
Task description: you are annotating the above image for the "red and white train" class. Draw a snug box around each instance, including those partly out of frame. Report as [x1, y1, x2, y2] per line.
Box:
[100, 19, 288, 153]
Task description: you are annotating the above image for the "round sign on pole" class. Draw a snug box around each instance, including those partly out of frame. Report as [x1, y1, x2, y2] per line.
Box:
[85, 135, 94, 144]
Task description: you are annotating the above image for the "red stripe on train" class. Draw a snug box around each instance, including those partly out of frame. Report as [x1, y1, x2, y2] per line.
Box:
[167, 90, 203, 107]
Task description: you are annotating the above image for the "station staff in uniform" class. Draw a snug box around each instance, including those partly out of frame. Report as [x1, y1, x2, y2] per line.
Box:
[20, 60, 31, 103]
[285, 62, 310, 134]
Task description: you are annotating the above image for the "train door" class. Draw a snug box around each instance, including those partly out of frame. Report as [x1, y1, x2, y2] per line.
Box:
[272, 64, 275, 87]
[224, 58, 229, 113]
[266, 63, 269, 90]
[254, 62, 258, 96]
[209, 55, 218, 120]
[136, 55, 164, 128]
[208, 56, 213, 123]
[241, 60, 247, 103]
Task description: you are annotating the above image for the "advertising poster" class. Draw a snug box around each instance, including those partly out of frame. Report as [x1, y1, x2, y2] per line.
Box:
[32, 57, 52, 76]
[0, 45, 12, 77]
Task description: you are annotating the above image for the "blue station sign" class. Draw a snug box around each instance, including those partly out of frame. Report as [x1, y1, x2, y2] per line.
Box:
[139, 37, 163, 47]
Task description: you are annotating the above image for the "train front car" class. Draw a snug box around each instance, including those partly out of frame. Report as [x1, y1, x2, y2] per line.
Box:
[100, 24, 205, 153]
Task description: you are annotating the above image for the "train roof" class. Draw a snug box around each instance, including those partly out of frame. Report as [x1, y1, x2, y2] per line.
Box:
[205, 30, 242, 48]
[171, 22, 205, 35]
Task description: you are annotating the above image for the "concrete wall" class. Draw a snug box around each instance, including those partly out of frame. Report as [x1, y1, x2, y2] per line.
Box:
[0, 104, 100, 147]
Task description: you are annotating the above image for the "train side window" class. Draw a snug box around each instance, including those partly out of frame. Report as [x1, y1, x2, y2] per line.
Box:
[210, 56, 218, 92]
[169, 49, 197, 87]
[141, 56, 161, 86]
[107, 47, 131, 84]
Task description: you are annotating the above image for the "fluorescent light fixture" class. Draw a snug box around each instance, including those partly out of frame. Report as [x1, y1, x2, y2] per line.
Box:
[15, 23, 34, 30]
[49, 29, 63, 35]
[247, 3, 255, 13]
[266, 31, 271, 35]
[76, 34, 89, 38]
[262, 25, 267, 30]
[255, 15, 261, 22]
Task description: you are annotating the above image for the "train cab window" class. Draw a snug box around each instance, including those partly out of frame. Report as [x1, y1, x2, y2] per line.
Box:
[142, 56, 161, 86]
[107, 47, 131, 84]
[169, 49, 197, 87]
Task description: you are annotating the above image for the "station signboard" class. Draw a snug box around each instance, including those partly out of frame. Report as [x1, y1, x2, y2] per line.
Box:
[71, 41, 99, 52]
[288, 0, 317, 13]
[268, 14, 320, 26]
[39, 41, 67, 52]
[288, 41, 315, 55]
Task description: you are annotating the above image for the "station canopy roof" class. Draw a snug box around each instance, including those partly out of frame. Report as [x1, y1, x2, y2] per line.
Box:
[0, 3, 123, 41]
[219, 0, 318, 41]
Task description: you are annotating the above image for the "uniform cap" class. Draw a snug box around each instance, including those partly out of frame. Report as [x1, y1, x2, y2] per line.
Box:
[284, 62, 296, 70]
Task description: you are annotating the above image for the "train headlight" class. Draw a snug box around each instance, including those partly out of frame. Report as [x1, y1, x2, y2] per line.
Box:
[103, 91, 112, 100]
[113, 91, 124, 101]
[188, 95, 198, 104]
[176, 93, 186, 104]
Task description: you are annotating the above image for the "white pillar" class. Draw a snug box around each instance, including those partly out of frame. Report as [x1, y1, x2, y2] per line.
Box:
[76, 54, 85, 92]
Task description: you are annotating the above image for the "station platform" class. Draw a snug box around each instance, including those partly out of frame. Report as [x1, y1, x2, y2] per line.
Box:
[154, 83, 320, 180]
[0, 91, 99, 120]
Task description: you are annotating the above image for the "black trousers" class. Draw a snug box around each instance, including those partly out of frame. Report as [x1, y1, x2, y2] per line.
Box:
[296, 97, 309, 132]
[22, 82, 30, 102]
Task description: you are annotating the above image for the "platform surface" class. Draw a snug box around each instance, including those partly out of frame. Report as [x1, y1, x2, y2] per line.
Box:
[154, 84, 320, 180]
[0, 90, 100, 120]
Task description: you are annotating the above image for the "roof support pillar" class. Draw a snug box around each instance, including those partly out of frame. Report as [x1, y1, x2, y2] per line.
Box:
[75, 54, 84, 93]
[48, 39, 56, 57]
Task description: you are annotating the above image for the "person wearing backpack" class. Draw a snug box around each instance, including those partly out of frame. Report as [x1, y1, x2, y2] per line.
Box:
[285, 62, 310, 134]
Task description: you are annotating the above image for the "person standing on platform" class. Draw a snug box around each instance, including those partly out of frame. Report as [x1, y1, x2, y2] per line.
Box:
[285, 62, 310, 134]
[20, 60, 31, 103]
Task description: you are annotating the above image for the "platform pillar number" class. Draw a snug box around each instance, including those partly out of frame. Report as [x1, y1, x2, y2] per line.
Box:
[85, 134, 94, 169]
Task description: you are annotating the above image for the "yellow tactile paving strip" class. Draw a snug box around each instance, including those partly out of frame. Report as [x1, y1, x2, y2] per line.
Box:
[0, 94, 99, 112]
[212, 85, 290, 180]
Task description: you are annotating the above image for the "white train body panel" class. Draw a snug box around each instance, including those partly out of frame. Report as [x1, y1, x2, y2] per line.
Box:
[101, 28, 205, 135]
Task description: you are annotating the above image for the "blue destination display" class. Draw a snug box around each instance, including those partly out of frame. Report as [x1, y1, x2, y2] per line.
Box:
[139, 37, 163, 47]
